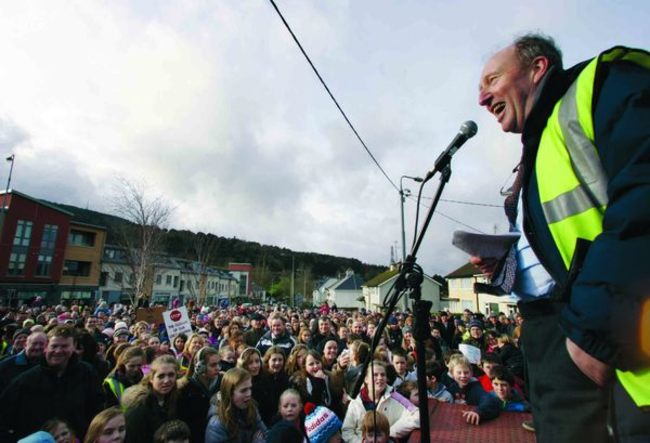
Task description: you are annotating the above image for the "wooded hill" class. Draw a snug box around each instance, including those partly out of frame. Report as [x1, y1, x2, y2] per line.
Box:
[49, 201, 387, 300]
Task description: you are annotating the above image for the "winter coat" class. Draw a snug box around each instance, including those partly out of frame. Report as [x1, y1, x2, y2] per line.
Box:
[177, 376, 219, 443]
[255, 371, 290, 426]
[0, 351, 39, 394]
[341, 385, 419, 443]
[0, 355, 104, 441]
[205, 405, 267, 443]
[255, 331, 296, 357]
[447, 378, 500, 422]
[122, 384, 175, 443]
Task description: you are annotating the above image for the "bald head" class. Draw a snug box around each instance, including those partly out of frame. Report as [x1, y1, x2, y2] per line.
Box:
[25, 332, 47, 359]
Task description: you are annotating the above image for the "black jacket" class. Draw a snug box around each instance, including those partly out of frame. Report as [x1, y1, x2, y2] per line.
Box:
[0, 355, 104, 441]
[256, 331, 296, 357]
[255, 371, 290, 426]
[122, 385, 175, 443]
[177, 377, 219, 443]
[0, 351, 39, 394]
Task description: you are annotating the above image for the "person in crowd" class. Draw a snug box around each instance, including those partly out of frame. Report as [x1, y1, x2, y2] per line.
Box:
[176, 346, 220, 443]
[321, 339, 340, 372]
[42, 419, 77, 443]
[494, 334, 525, 379]
[447, 356, 500, 425]
[309, 316, 339, 352]
[476, 353, 502, 393]
[0, 326, 104, 441]
[83, 407, 126, 443]
[396, 381, 420, 407]
[205, 367, 267, 443]
[0, 330, 47, 392]
[266, 388, 307, 442]
[257, 347, 290, 426]
[244, 313, 266, 347]
[152, 420, 190, 443]
[305, 405, 343, 443]
[132, 322, 149, 341]
[462, 320, 487, 354]
[344, 340, 370, 394]
[425, 360, 454, 402]
[297, 328, 312, 346]
[360, 410, 390, 443]
[177, 334, 204, 376]
[5, 328, 29, 358]
[290, 349, 344, 419]
[256, 314, 296, 357]
[341, 360, 418, 442]
[77, 330, 111, 379]
[285, 344, 308, 376]
[121, 355, 179, 443]
[390, 349, 416, 389]
[490, 366, 530, 413]
[337, 325, 350, 347]
[170, 334, 186, 359]
[385, 317, 402, 352]
[103, 346, 145, 407]
[349, 320, 369, 344]
[218, 345, 237, 373]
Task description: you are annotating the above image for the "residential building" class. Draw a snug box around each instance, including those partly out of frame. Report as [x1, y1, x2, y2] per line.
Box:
[228, 263, 253, 297]
[362, 265, 442, 312]
[444, 262, 519, 315]
[312, 277, 338, 306]
[59, 221, 106, 303]
[324, 269, 365, 309]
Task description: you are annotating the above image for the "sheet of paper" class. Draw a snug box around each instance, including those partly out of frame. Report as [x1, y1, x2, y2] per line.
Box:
[452, 230, 520, 259]
[459, 343, 482, 365]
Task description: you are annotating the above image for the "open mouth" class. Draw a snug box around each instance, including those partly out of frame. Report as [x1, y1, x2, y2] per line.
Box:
[492, 102, 506, 119]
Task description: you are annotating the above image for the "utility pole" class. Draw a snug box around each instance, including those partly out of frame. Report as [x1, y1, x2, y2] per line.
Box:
[290, 255, 295, 307]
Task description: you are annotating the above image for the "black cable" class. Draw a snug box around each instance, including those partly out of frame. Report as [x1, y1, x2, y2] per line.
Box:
[266, 0, 399, 192]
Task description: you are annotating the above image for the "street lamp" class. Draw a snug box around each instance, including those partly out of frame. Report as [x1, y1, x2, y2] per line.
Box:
[1, 154, 15, 214]
[399, 175, 423, 262]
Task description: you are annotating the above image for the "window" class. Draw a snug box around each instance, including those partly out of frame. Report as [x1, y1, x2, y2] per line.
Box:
[100, 272, 108, 286]
[173, 276, 179, 288]
[180, 280, 185, 291]
[187, 280, 193, 290]
[156, 274, 162, 285]
[35, 224, 58, 277]
[13, 220, 33, 247]
[166, 275, 172, 286]
[7, 252, 27, 275]
[114, 272, 123, 283]
[63, 260, 91, 277]
[68, 229, 95, 247]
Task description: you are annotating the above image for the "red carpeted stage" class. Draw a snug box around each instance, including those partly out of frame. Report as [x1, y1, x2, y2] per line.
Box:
[407, 400, 536, 443]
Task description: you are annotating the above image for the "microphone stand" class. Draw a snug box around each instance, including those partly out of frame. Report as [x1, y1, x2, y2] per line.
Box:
[351, 164, 453, 443]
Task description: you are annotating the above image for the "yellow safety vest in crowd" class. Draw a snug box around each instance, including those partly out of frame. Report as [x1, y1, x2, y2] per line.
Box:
[104, 377, 125, 403]
[536, 46, 650, 408]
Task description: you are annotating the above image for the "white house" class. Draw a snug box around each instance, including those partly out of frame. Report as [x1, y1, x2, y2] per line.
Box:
[362, 265, 442, 312]
[324, 269, 365, 309]
[312, 277, 338, 306]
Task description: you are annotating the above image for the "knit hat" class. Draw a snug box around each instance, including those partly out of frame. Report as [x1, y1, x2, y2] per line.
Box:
[468, 319, 483, 330]
[13, 328, 30, 341]
[114, 321, 128, 331]
[304, 406, 342, 443]
[18, 431, 55, 443]
[114, 328, 130, 338]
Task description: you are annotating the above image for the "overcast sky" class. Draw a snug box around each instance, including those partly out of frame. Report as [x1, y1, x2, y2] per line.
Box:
[0, 1, 648, 276]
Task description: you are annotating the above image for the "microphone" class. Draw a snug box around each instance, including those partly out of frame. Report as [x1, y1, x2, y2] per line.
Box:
[424, 120, 478, 180]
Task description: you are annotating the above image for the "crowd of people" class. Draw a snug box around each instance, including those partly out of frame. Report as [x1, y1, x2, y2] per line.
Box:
[0, 299, 530, 443]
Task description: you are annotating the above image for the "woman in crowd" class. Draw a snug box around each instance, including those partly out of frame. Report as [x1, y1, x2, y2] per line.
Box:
[297, 328, 311, 346]
[122, 355, 179, 443]
[171, 334, 187, 359]
[205, 367, 267, 443]
[257, 347, 290, 426]
[84, 407, 126, 443]
[177, 346, 221, 443]
[285, 344, 308, 376]
[103, 346, 145, 407]
[289, 349, 344, 419]
[341, 360, 419, 443]
[177, 334, 205, 376]
[132, 322, 150, 341]
[321, 339, 340, 372]
[237, 348, 263, 411]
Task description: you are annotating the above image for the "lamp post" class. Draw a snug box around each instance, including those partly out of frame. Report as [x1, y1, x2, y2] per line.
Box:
[399, 175, 423, 262]
[1, 154, 15, 214]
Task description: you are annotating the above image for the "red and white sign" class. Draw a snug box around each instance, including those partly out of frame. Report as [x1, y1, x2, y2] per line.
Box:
[162, 306, 193, 339]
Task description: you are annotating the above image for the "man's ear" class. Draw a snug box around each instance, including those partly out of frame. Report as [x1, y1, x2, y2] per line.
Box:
[530, 56, 550, 84]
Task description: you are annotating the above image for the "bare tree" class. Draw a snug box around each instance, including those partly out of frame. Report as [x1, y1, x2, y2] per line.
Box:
[111, 178, 173, 306]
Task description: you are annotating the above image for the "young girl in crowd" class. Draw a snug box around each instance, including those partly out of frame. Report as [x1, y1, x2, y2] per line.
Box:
[218, 345, 237, 374]
[258, 347, 290, 426]
[83, 407, 126, 443]
[103, 346, 145, 407]
[122, 355, 179, 443]
[178, 334, 205, 376]
[177, 347, 221, 443]
[152, 420, 191, 443]
[360, 411, 391, 443]
[285, 344, 308, 376]
[205, 367, 267, 443]
[289, 349, 344, 419]
[42, 419, 78, 443]
[171, 334, 187, 359]
[341, 361, 419, 443]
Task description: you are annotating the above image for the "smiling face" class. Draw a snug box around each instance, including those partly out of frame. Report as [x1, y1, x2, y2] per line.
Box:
[323, 340, 338, 361]
[365, 365, 387, 396]
[452, 365, 472, 388]
[479, 45, 544, 134]
[46, 336, 75, 369]
[268, 353, 285, 374]
[305, 354, 322, 376]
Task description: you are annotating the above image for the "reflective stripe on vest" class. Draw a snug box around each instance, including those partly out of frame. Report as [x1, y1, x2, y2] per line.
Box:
[536, 46, 650, 407]
[104, 377, 125, 402]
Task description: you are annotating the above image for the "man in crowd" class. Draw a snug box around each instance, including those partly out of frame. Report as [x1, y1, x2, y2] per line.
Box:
[0, 326, 104, 440]
[308, 316, 339, 351]
[0, 331, 47, 392]
[256, 314, 296, 356]
[244, 312, 266, 347]
[474, 33, 649, 442]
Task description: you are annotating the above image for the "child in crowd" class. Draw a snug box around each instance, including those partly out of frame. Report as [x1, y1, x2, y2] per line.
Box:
[389, 350, 416, 389]
[42, 419, 78, 443]
[153, 420, 191, 443]
[476, 353, 502, 393]
[217, 345, 236, 374]
[267, 389, 307, 442]
[84, 407, 126, 443]
[490, 366, 530, 412]
[425, 360, 453, 402]
[305, 405, 343, 443]
[360, 411, 391, 443]
[447, 356, 500, 426]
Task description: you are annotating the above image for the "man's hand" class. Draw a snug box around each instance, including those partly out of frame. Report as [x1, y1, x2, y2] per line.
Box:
[469, 256, 499, 279]
[565, 338, 612, 387]
[462, 410, 480, 426]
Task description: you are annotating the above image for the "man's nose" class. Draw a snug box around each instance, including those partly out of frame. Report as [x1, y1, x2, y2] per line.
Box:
[478, 89, 492, 107]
